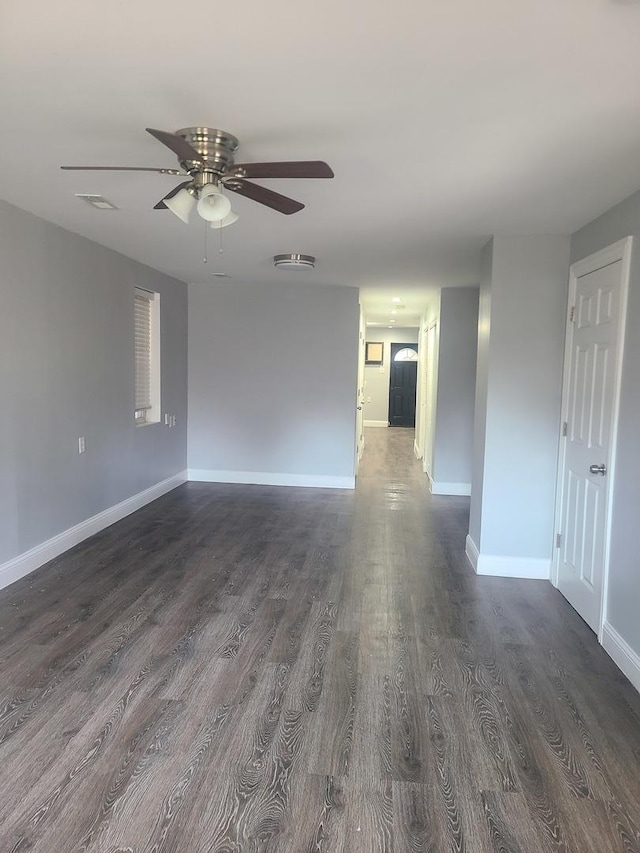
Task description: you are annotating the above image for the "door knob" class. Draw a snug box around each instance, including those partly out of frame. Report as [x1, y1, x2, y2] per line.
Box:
[589, 463, 607, 476]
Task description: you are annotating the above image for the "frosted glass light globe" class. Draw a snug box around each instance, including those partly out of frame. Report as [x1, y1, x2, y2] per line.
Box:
[197, 184, 232, 223]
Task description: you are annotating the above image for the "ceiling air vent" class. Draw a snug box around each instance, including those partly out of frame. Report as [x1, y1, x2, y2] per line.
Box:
[75, 194, 118, 210]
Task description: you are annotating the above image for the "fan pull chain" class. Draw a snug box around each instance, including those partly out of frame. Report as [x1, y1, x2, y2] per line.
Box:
[203, 220, 208, 264]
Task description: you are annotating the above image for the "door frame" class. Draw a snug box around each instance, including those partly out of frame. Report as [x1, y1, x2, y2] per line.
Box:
[421, 320, 438, 476]
[355, 307, 366, 474]
[551, 236, 633, 641]
[414, 323, 427, 459]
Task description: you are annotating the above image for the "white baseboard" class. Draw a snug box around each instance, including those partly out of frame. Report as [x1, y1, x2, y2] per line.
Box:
[188, 469, 355, 490]
[364, 420, 388, 428]
[0, 471, 187, 592]
[476, 556, 550, 580]
[465, 535, 550, 579]
[601, 621, 640, 694]
[431, 481, 471, 496]
[465, 535, 480, 571]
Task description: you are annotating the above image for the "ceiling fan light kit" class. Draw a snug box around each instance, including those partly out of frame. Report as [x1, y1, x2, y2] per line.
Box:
[61, 126, 334, 227]
[196, 183, 232, 222]
[273, 253, 316, 270]
[210, 211, 239, 229]
[164, 187, 196, 223]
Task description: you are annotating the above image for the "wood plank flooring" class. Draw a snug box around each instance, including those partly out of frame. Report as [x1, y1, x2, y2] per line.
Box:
[1, 427, 639, 852]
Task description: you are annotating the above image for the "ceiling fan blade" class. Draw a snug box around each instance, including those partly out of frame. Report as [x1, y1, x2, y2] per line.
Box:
[61, 166, 184, 174]
[153, 181, 192, 210]
[231, 161, 334, 179]
[146, 128, 203, 163]
[225, 179, 304, 214]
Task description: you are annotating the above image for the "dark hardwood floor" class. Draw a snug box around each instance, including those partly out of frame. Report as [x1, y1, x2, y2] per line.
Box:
[1, 427, 639, 852]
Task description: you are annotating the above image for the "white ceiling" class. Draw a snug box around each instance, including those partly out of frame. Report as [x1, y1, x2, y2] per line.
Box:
[2, 0, 640, 326]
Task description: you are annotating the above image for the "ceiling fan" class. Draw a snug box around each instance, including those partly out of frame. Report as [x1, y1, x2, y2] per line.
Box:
[61, 127, 334, 226]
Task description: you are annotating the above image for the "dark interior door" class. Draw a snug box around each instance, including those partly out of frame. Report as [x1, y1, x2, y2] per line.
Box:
[389, 343, 418, 427]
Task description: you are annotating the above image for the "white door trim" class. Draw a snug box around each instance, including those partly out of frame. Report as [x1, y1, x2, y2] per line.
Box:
[355, 307, 366, 474]
[551, 236, 633, 642]
[422, 319, 438, 477]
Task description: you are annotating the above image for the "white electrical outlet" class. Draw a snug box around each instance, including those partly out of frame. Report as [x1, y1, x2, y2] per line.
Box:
[171, 415, 176, 427]
[78, 436, 85, 454]
[164, 413, 170, 425]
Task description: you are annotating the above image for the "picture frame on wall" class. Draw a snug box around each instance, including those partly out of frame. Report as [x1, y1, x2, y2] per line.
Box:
[365, 341, 384, 365]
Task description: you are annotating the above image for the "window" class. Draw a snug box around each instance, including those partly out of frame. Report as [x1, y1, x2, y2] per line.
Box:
[393, 347, 418, 362]
[134, 288, 160, 424]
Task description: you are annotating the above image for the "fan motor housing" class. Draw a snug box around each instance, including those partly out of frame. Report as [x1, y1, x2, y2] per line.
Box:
[175, 127, 238, 174]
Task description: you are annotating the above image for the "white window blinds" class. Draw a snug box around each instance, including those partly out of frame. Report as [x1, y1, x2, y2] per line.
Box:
[134, 289, 153, 414]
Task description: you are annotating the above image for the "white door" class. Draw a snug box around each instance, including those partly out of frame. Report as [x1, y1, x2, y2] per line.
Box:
[555, 238, 631, 633]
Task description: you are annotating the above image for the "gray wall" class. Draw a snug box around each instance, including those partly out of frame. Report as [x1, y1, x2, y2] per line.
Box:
[469, 236, 570, 563]
[571, 190, 640, 655]
[188, 282, 359, 482]
[0, 198, 188, 565]
[363, 328, 419, 423]
[432, 287, 478, 488]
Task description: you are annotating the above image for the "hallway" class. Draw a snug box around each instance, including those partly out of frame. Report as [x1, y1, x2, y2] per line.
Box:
[0, 428, 639, 851]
